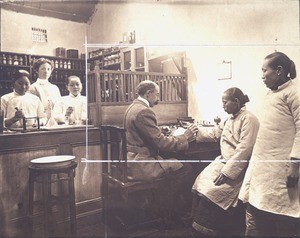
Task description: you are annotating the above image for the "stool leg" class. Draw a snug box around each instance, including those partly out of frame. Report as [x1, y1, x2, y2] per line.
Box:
[42, 173, 49, 238]
[69, 169, 77, 236]
[28, 171, 34, 236]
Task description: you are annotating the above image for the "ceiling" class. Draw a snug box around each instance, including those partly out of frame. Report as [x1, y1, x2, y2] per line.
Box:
[0, 1, 224, 23]
[0, 1, 99, 23]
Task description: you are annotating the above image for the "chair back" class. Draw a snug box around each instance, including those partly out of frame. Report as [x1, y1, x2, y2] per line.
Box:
[101, 125, 128, 183]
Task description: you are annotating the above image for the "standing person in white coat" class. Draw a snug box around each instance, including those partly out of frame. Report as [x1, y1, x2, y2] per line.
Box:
[239, 52, 300, 237]
[191, 87, 259, 237]
[28, 58, 61, 119]
[53, 75, 87, 125]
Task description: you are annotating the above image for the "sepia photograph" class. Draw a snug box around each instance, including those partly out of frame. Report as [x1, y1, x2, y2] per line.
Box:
[0, 0, 299, 237]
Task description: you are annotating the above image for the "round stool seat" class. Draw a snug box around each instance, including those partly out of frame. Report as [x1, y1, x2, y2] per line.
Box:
[30, 155, 75, 168]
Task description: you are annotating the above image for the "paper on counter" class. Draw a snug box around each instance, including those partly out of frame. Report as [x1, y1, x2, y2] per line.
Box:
[171, 127, 186, 136]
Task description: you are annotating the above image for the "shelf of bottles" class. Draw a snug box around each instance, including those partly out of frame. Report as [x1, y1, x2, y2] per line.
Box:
[0, 52, 85, 97]
[0, 52, 31, 96]
[88, 47, 121, 71]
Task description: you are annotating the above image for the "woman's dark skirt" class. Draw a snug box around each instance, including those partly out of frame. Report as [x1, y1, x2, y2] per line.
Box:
[191, 192, 245, 237]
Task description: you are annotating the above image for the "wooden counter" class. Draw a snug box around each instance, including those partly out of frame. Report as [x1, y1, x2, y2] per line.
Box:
[0, 127, 103, 237]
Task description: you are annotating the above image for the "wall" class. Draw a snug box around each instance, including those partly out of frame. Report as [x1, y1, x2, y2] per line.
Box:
[88, 0, 300, 122]
[1, 9, 87, 56]
[1, 1, 299, 120]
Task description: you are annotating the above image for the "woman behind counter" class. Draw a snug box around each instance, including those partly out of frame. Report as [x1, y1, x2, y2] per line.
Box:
[191, 87, 259, 237]
[28, 57, 61, 118]
[53, 75, 87, 125]
[1, 69, 46, 128]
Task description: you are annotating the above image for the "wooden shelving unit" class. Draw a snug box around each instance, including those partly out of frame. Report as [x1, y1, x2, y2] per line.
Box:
[88, 47, 121, 71]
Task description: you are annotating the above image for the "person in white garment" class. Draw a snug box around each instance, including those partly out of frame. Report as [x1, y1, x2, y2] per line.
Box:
[191, 87, 259, 237]
[53, 75, 87, 125]
[28, 57, 61, 118]
[239, 52, 300, 237]
[1, 70, 46, 128]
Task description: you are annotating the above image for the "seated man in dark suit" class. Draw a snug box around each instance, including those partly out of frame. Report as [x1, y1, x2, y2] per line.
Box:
[124, 80, 198, 227]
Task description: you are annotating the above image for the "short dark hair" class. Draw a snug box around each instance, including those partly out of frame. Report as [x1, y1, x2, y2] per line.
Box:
[65, 75, 81, 85]
[265, 52, 296, 79]
[224, 87, 249, 106]
[13, 69, 30, 83]
[136, 80, 158, 96]
[33, 57, 54, 72]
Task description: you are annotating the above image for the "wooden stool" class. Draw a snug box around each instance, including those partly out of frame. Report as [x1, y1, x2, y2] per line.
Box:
[28, 155, 77, 237]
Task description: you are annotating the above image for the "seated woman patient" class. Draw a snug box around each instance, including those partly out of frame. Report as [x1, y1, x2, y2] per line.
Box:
[1, 70, 46, 128]
[53, 75, 87, 125]
[191, 87, 259, 237]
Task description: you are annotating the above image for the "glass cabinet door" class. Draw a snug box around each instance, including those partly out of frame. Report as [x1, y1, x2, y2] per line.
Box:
[135, 47, 145, 71]
[123, 51, 131, 71]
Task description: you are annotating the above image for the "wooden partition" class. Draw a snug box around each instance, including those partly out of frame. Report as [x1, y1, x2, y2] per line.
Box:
[88, 70, 188, 126]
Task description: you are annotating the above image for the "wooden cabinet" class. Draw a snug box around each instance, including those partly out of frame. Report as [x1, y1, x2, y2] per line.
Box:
[120, 46, 147, 71]
[88, 46, 148, 72]
[0, 51, 85, 97]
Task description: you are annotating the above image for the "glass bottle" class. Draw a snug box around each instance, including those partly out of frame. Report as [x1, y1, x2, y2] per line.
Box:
[19, 56, 23, 65]
[2, 54, 6, 64]
[7, 55, 12, 65]
[24, 56, 28, 66]
[13, 55, 19, 65]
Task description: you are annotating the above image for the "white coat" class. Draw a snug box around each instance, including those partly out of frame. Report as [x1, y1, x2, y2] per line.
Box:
[193, 107, 259, 210]
[239, 80, 300, 218]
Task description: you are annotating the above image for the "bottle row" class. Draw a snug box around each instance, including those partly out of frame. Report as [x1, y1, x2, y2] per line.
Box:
[0, 52, 85, 71]
[88, 47, 120, 59]
[31, 57, 85, 71]
[53, 59, 84, 70]
[0, 54, 29, 66]
[103, 53, 121, 66]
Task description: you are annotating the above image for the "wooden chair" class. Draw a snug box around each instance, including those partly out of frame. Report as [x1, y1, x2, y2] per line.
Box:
[101, 125, 164, 236]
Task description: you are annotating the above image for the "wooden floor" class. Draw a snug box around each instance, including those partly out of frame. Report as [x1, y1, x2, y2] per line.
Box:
[76, 219, 196, 238]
